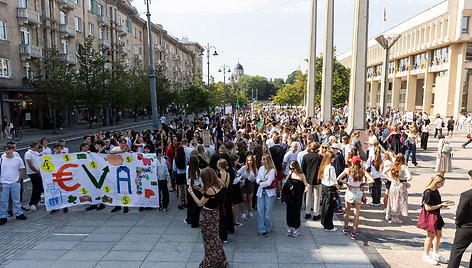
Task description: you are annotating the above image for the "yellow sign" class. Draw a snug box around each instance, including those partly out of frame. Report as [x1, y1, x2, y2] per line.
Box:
[89, 161, 97, 169]
[103, 185, 111, 193]
[63, 154, 71, 162]
[125, 156, 133, 163]
[121, 196, 130, 206]
[41, 161, 55, 173]
[80, 187, 88, 195]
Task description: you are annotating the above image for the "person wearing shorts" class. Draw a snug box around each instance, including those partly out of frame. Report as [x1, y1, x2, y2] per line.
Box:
[237, 155, 257, 220]
[337, 156, 374, 240]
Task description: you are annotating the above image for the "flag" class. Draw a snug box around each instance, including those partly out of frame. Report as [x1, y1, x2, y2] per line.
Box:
[384, 8, 386, 22]
[236, 99, 239, 110]
[232, 112, 237, 131]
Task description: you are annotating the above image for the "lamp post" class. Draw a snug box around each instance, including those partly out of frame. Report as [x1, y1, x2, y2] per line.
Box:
[145, 0, 159, 130]
[101, 43, 111, 127]
[218, 64, 231, 108]
[200, 43, 218, 104]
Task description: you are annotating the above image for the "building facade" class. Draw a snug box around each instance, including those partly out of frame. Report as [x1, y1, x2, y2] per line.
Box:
[339, 0, 472, 117]
[0, 0, 203, 128]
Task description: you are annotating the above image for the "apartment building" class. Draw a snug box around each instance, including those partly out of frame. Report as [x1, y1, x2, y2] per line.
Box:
[0, 0, 203, 128]
[339, 0, 472, 117]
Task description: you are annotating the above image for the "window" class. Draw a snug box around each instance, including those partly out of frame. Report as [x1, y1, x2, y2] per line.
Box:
[99, 28, 104, 39]
[127, 17, 132, 33]
[118, 16, 121, 26]
[92, 0, 97, 14]
[75, 44, 79, 55]
[0, 58, 11, 78]
[74, 17, 81, 31]
[50, 30, 55, 47]
[61, 39, 68, 54]
[126, 40, 129, 49]
[463, 16, 470, 33]
[134, 45, 138, 55]
[88, 23, 94, 36]
[24, 63, 32, 79]
[48, 0, 54, 18]
[60, 11, 66, 24]
[139, 47, 142, 55]
[87, 0, 91, 11]
[138, 31, 141, 41]
[134, 28, 137, 38]
[0, 21, 7, 40]
[19, 0, 27, 8]
[466, 43, 472, 61]
[20, 27, 30, 45]
[98, 4, 102, 16]
[74, 0, 79, 5]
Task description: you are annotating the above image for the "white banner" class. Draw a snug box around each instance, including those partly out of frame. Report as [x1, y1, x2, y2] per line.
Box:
[40, 153, 159, 211]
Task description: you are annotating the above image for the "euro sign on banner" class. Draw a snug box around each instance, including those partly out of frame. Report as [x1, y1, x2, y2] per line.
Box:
[39, 153, 159, 211]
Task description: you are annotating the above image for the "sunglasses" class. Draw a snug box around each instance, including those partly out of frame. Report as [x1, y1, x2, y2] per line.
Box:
[322, 147, 328, 149]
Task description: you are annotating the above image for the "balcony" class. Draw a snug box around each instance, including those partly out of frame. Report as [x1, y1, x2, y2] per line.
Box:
[56, 0, 74, 10]
[117, 46, 129, 55]
[60, 53, 77, 65]
[97, 15, 110, 27]
[134, 54, 143, 61]
[99, 38, 111, 49]
[154, 44, 162, 51]
[117, 25, 127, 36]
[19, 44, 42, 60]
[17, 7, 40, 26]
[59, 24, 76, 38]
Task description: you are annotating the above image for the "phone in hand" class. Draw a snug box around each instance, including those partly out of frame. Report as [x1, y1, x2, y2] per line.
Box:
[191, 178, 195, 186]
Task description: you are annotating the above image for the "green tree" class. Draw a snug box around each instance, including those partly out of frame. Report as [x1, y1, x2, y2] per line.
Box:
[31, 48, 74, 132]
[272, 84, 302, 106]
[181, 76, 209, 115]
[74, 36, 110, 128]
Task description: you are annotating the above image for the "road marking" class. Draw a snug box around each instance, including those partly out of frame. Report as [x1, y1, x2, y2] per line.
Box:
[53, 233, 90, 236]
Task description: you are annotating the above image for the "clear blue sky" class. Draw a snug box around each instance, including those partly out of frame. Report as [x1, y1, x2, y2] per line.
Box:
[133, 0, 444, 82]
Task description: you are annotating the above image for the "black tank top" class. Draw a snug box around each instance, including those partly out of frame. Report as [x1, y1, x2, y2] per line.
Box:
[203, 187, 220, 209]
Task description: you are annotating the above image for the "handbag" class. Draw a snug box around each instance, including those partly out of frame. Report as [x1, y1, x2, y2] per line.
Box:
[263, 179, 277, 189]
[417, 206, 438, 234]
[442, 140, 452, 154]
[467, 133, 472, 140]
[360, 184, 367, 204]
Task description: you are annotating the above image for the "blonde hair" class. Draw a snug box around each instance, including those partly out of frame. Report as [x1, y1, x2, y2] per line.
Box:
[425, 174, 445, 191]
[262, 154, 276, 175]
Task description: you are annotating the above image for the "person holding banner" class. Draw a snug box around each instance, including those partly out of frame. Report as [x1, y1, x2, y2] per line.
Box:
[0, 144, 27, 225]
[85, 140, 107, 211]
[109, 138, 131, 213]
[156, 148, 170, 211]
[188, 167, 227, 268]
[50, 143, 69, 214]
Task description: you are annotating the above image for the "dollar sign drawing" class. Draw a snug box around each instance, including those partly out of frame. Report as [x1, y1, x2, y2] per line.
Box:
[65, 155, 69, 161]
[45, 162, 50, 170]
[81, 188, 87, 194]
[92, 162, 95, 168]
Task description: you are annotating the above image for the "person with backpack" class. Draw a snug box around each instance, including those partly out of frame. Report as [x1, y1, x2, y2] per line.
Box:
[283, 161, 308, 237]
[435, 134, 452, 177]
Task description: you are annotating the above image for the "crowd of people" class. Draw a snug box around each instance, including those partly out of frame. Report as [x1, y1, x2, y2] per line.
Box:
[1, 105, 472, 267]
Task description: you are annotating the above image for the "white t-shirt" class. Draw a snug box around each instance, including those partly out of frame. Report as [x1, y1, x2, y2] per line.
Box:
[366, 153, 384, 179]
[283, 151, 298, 175]
[322, 164, 337, 186]
[42, 146, 52, 155]
[434, 118, 443, 129]
[160, 116, 166, 124]
[62, 147, 69, 154]
[24, 149, 39, 175]
[0, 156, 25, 184]
[367, 135, 378, 151]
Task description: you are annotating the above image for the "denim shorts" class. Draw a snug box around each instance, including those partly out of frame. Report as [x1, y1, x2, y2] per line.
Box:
[345, 188, 363, 204]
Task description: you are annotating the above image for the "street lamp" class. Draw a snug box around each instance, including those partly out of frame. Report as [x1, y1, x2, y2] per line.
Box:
[101, 44, 111, 127]
[199, 43, 218, 103]
[218, 64, 231, 106]
[145, 0, 159, 130]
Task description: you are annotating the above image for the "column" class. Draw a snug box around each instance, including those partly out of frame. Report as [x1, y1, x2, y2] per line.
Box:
[392, 77, 401, 109]
[423, 68, 434, 114]
[405, 72, 417, 112]
[452, 43, 466, 116]
[321, 0, 334, 122]
[428, 23, 432, 46]
[379, 48, 389, 115]
[305, 0, 317, 118]
[348, 0, 369, 131]
[370, 81, 379, 108]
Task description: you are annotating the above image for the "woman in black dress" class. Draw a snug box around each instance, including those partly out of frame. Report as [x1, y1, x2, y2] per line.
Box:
[283, 161, 308, 237]
[421, 174, 453, 265]
[386, 124, 403, 155]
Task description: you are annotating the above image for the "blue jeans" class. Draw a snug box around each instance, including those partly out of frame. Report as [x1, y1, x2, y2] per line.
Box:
[1, 182, 23, 218]
[463, 139, 472, 148]
[257, 190, 275, 233]
[405, 143, 417, 165]
[335, 192, 342, 210]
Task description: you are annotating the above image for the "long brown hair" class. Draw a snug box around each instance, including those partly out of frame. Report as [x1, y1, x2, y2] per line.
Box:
[391, 153, 405, 179]
[289, 160, 303, 174]
[201, 167, 220, 191]
[245, 155, 257, 175]
[318, 151, 336, 179]
[349, 163, 365, 182]
[381, 149, 394, 170]
[373, 146, 382, 171]
[188, 155, 200, 179]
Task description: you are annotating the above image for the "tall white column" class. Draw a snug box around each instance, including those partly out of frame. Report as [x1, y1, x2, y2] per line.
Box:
[348, 0, 369, 131]
[321, 0, 334, 122]
[306, 0, 317, 118]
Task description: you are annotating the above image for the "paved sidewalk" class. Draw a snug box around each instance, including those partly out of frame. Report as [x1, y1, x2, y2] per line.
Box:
[0, 190, 372, 268]
[350, 129, 472, 268]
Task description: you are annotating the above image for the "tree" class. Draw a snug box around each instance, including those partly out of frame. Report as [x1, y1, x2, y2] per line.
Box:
[272, 84, 303, 107]
[31, 48, 74, 132]
[74, 36, 110, 128]
[286, 71, 298, 85]
[238, 75, 277, 101]
[181, 76, 209, 115]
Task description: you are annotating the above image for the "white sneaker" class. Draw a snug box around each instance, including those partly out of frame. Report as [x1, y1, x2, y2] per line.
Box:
[422, 254, 439, 265]
[287, 227, 293, 236]
[432, 253, 448, 264]
[248, 212, 254, 220]
[29, 205, 37, 211]
[241, 214, 247, 221]
[324, 227, 337, 232]
[291, 229, 300, 237]
[369, 202, 375, 206]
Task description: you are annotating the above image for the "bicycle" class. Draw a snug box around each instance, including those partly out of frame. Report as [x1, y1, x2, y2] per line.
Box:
[10, 128, 22, 141]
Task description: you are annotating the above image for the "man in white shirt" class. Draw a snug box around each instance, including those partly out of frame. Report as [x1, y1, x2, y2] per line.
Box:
[365, 129, 378, 159]
[24, 142, 42, 211]
[282, 143, 299, 176]
[160, 115, 166, 127]
[181, 138, 193, 159]
[58, 139, 69, 154]
[0, 144, 26, 225]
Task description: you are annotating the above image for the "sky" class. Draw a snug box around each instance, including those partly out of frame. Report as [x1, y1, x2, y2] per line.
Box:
[132, 0, 445, 82]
